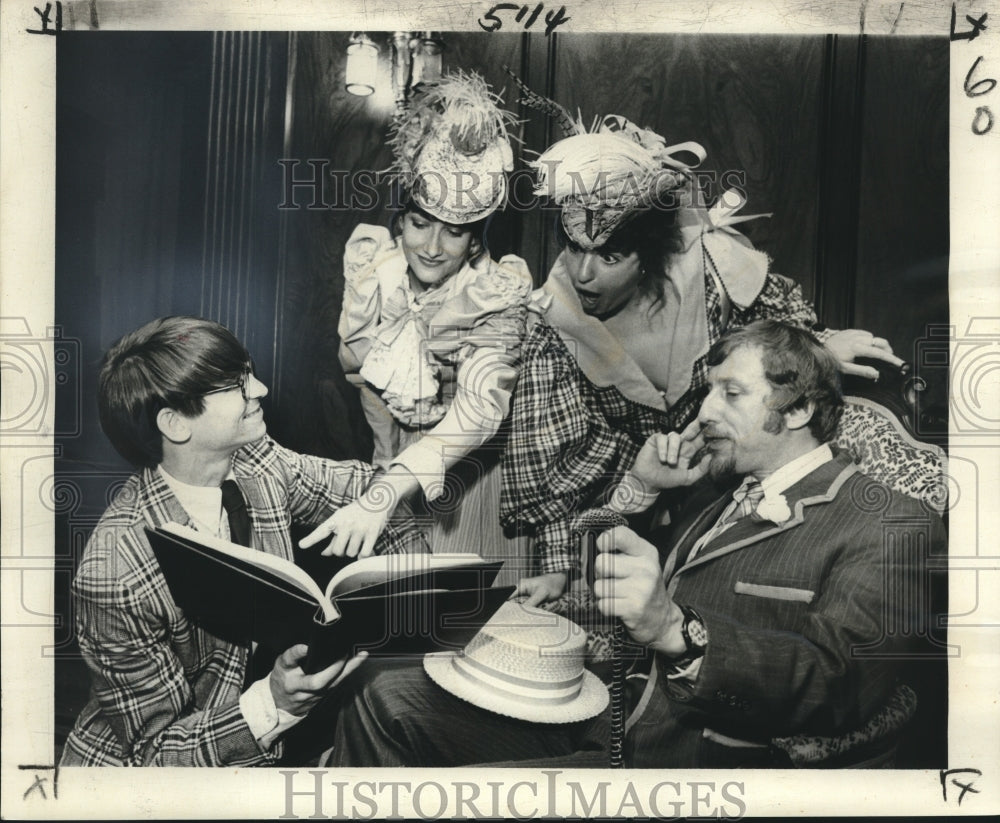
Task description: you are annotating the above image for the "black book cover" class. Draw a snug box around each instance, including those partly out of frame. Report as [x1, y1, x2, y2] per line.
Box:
[146, 525, 512, 672]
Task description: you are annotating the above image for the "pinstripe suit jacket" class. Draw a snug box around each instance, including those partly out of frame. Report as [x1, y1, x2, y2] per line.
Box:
[625, 451, 946, 767]
[60, 435, 423, 767]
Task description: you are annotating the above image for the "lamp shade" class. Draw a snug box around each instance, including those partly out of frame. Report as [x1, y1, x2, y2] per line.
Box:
[345, 35, 378, 96]
[411, 34, 443, 86]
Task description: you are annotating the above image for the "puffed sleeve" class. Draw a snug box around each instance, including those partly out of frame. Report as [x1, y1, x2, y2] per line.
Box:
[696, 211, 818, 330]
[739, 271, 819, 328]
[390, 345, 520, 499]
[425, 254, 532, 357]
[499, 322, 647, 574]
[337, 223, 396, 373]
[390, 255, 533, 499]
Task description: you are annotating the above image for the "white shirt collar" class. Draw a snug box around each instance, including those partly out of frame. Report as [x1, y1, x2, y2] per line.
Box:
[158, 465, 234, 538]
[758, 443, 834, 497]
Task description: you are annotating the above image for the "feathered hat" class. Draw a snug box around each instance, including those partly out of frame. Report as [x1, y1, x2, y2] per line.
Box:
[388, 71, 517, 224]
[507, 70, 706, 249]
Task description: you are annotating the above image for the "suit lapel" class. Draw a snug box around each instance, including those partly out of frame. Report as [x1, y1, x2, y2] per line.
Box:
[237, 476, 275, 556]
[670, 453, 859, 579]
[137, 464, 289, 561]
[662, 491, 732, 581]
[138, 466, 197, 531]
[231, 471, 296, 561]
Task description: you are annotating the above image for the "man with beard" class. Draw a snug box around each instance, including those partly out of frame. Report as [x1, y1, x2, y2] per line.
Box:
[328, 319, 944, 768]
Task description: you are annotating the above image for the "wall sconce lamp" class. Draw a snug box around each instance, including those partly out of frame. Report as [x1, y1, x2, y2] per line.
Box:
[410, 32, 444, 88]
[345, 31, 445, 111]
[345, 32, 379, 96]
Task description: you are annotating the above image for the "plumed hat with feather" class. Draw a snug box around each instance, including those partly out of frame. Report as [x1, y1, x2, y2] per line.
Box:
[507, 69, 706, 249]
[388, 71, 517, 224]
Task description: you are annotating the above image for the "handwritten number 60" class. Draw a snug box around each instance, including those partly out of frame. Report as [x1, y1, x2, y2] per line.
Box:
[965, 56, 995, 135]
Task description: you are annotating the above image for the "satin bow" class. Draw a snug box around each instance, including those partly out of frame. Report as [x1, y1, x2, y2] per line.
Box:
[706, 188, 773, 231]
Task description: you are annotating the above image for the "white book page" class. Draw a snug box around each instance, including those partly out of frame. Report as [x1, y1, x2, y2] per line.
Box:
[325, 552, 486, 600]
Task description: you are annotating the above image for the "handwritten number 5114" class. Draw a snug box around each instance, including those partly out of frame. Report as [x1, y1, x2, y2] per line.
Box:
[479, 4, 570, 36]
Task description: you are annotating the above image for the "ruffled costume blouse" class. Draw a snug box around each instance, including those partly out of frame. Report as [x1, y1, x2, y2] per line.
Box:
[338, 224, 533, 504]
[499, 209, 825, 576]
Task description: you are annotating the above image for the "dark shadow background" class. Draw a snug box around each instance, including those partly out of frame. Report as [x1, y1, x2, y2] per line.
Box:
[53, 30, 950, 765]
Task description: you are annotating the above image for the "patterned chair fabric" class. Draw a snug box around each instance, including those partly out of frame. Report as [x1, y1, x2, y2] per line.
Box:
[836, 397, 947, 513]
[771, 683, 919, 767]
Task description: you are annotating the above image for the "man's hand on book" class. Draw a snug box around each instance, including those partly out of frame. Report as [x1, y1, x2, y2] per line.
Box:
[269, 644, 368, 717]
[299, 497, 390, 558]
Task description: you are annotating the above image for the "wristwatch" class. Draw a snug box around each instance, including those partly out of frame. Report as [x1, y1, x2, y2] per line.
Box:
[679, 604, 708, 658]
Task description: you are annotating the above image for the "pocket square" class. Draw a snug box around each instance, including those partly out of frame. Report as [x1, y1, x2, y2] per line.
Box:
[734, 581, 815, 603]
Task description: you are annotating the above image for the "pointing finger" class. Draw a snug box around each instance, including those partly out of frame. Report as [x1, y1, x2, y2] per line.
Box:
[298, 520, 333, 549]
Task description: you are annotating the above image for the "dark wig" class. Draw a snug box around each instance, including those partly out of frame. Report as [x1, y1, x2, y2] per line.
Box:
[554, 200, 684, 313]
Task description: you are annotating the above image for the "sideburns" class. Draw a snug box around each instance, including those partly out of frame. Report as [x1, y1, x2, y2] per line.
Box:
[762, 409, 785, 435]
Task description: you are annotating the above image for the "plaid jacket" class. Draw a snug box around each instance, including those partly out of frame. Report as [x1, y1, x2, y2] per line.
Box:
[499, 267, 819, 574]
[60, 435, 423, 767]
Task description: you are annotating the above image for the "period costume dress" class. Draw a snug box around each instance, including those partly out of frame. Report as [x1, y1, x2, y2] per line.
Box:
[334, 73, 530, 577]
[339, 224, 532, 571]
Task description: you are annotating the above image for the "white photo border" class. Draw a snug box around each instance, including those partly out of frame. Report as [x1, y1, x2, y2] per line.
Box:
[2, 0, 998, 818]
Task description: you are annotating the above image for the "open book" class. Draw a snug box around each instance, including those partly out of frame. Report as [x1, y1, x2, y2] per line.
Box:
[147, 522, 513, 672]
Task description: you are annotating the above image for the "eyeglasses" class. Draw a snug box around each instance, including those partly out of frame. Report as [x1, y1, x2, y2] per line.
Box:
[202, 366, 253, 402]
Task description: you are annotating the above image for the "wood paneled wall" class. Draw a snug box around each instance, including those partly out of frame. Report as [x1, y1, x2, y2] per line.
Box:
[546, 34, 826, 295]
[273, 32, 529, 459]
[50, 30, 951, 475]
[52, 30, 950, 467]
[280, 32, 948, 460]
[855, 37, 950, 363]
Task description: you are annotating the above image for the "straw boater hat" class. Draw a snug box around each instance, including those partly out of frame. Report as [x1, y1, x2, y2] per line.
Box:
[505, 71, 707, 249]
[423, 601, 609, 723]
[388, 71, 517, 225]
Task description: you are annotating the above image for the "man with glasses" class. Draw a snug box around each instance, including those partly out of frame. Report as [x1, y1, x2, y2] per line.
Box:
[60, 316, 424, 767]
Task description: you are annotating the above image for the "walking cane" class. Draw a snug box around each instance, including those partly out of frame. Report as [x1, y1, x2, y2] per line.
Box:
[574, 508, 629, 769]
